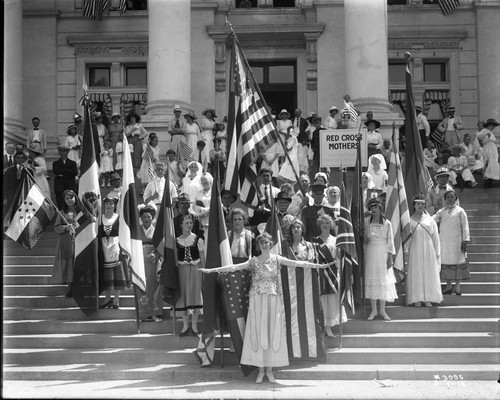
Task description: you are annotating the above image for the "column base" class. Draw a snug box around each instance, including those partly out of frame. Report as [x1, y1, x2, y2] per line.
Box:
[3, 118, 26, 144]
[145, 100, 192, 117]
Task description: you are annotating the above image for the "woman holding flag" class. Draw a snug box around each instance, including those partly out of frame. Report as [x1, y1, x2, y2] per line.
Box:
[138, 132, 161, 194]
[201, 232, 330, 384]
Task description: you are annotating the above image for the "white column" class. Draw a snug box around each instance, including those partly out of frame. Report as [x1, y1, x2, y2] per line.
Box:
[4, 0, 25, 143]
[344, 0, 401, 138]
[145, 0, 191, 116]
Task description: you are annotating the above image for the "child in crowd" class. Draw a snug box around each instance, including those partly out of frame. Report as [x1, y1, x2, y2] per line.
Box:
[423, 140, 437, 171]
[441, 142, 452, 164]
[138, 133, 161, 194]
[64, 125, 82, 167]
[114, 135, 124, 176]
[99, 139, 114, 187]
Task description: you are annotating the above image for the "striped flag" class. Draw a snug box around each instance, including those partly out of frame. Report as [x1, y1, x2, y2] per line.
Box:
[385, 128, 412, 283]
[430, 128, 445, 153]
[336, 169, 359, 313]
[83, 0, 109, 21]
[152, 162, 180, 308]
[403, 63, 429, 206]
[118, 134, 146, 291]
[343, 100, 358, 125]
[179, 141, 193, 161]
[194, 163, 236, 369]
[74, 96, 101, 315]
[145, 143, 156, 181]
[5, 173, 55, 250]
[225, 34, 278, 207]
[117, 0, 127, 14]
[438, 0, 459, 15]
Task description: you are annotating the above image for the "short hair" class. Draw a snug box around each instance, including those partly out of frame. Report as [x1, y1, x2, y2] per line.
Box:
[32, 117, 40, 122]
[149, 132, 158, 142]
[14, 151, 27, 159]
[139, 205, 156, 218]
[316, 213, 334, 228]
[155, 162, 165, 168]
[299, 173, 310, 182]
[229, 208, 248, 225]
[127, 113, 141, 123]
[259, 167, 272, 176]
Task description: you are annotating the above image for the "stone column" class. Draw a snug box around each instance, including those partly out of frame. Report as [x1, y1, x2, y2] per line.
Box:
[4, 0, 26, 143]
[143, 0, 191, 149]
[344, 0, 401, 137]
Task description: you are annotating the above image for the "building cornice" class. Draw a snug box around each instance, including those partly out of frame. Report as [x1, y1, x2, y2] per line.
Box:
[388, 28, 467, 50]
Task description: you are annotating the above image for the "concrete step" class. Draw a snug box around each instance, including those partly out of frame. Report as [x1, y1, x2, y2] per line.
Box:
[5, 331, 497, 350]
[468, 261, 500, 272]
[2, 362, 497, 381]
[466, 253, 500, 262]
[470, 271, 500, 282]
[4, 247, 60, 256]
[3, 265, 54, 275]
[4, 318, 498, 335]
[467, 243, 500, 252]
[3, 256, 55, 265]
[4, 304, 499, 321]
[3, 347, 498, 366]
[470, 236, 500, 244]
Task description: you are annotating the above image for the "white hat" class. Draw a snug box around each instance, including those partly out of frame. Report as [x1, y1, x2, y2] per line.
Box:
[329, 106, 339, 112]
[173, 105, 182, 111]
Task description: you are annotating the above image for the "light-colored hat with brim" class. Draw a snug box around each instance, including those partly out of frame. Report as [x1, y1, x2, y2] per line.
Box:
[57, 145, 70, 152]
[329, 106, 339, 112]
[279, 109, 290, 118]
[201, 107, 216, 117]
[111, 112, 120, 119]
[184, 111, 197, 120]
[66, 124, 77, 135]
[173, 105, 182, 112]
[28, 144, 43, 155]
[435, 167, 450, 177]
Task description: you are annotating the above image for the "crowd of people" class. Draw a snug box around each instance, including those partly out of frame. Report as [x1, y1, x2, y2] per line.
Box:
[3, 100, 497, 383]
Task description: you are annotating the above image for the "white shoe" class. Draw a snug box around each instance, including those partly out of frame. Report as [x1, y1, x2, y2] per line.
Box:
[256, 372, 265, 384]
[266, 371, 276, 384]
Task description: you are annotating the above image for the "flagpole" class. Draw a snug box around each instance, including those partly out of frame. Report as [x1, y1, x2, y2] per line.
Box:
[133, 285, 141, 334]
[355, 132, 365, 321]
[338, 166, 343, 350]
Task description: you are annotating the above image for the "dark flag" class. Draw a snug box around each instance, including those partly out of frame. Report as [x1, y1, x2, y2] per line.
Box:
[404, 62, 430, 205]
[152, 163, 179, 307]
[5, 173, 55, 250]
[73, 96, 101, 316]
[194, 163, 233, 368]
[224, 33, 278, 207]
[438, 0, 459, 15]
[350, 140, 364, 310]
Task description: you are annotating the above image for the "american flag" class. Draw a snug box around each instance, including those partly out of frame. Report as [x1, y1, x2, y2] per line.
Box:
[179, 141, 193, 161]
[403, 63, 430, 206]
[336, 169, 359, 313]
[430, 128, 445, 153]
[385, 127, 412, 283]
[343, 100, 358, 125]
[437, 0, 459, 15]
[225, 34, 278, 207]
[145, 143, 156, 181]
[83, 0, 110, 21]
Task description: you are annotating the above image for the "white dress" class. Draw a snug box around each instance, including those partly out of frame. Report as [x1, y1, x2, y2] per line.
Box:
[478, 128, 500, 180]
[30, 156, 50, 196]
[199, 116, 215, 162]
[185, 122, 201, 156]
[279, 136, 299, 182]
[364, 218, 397, 302]
[99, 149, 114, 173]
[138, 144, 161, 184]
[65, 135, 81, 165]
[406, 214, 443, 304]
[261, 143, 279, 177]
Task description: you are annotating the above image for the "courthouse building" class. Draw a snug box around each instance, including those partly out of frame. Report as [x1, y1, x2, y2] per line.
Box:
[4, 0, 500, 161]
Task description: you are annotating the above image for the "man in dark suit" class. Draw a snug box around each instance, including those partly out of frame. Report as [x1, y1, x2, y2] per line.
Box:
[292, 108, 310, 174]
[3, 151, 28, 217]
[53, 145, 78, 209]
[3, 142, 17, 172]
[301, 184, 336, 241]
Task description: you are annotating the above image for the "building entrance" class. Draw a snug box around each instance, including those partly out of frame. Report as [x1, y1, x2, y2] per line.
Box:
[249, 60, 297, 116]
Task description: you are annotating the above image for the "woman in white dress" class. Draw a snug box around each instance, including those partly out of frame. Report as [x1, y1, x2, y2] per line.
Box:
[201, 232, 329, 384]
[477, 118, 500, 187]
[433, 190, 470, 296]
[362, 172, 376, 214]
[261, 143, 279, 178]
[276, 109, 293, 167]
[138, 133, 161, 192]
[278, 128, 299, 183]
[199, 108, 216, 162]
[27, 145, 50, 196]
[184, 111, 201, 155]
[364, 197, 397, 321]
[181, 161, 203, 201]
[367, 154, 388, 191]
[64, 125, 82, 167]
[406, 194, 443, 307]
[189, 172, 213, 239]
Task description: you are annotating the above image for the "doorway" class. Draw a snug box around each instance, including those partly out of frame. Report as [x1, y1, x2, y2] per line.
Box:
[248, 60, 297, 117]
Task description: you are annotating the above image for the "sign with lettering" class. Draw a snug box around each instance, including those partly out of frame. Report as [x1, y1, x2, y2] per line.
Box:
[319, 129, 367, 168]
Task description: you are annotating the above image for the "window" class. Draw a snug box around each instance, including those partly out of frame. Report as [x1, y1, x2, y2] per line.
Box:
[126, 66, 147, 86]
[88, 66, 111, 87]
[253, 66, 264, 84]
[387, 0, 407, 5]
[249, 61, 296, 86]
[388, 61, 406, 83]
[269, 65, 294, 84]
[424, 62, 447, 82]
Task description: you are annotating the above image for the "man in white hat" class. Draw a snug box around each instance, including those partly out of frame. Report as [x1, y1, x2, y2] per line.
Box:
[426, 167, 458, 215]
[167, 105, 187, 167]
[324, 106, 339, 130]
[437, 106, 463, 148]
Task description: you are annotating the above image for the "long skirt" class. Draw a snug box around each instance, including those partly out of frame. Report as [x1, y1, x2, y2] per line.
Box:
[364, 242, 398, 302]
[176, 263, 203, 316]
[101, 261, 130, 291]
[240, 293, 289, 368]
[320, 294, 347, 327]
[441, 263, 471, 281]
[52, 235, 74, 284]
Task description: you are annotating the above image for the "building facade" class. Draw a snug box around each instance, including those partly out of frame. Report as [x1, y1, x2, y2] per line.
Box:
[4, 0, 500, 164]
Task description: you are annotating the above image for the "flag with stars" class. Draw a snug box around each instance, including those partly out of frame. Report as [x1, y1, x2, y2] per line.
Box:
[5, 174, 55, 250]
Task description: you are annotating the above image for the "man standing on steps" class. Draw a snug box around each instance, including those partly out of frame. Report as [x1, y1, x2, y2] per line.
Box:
[301, 184, 336, 241]
[53, 145, 78, 210]
[426, 167, 456, 215]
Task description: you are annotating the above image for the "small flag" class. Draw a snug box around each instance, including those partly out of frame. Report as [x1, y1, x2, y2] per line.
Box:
[145, 143, 156, 182]
[83, 0, 110, 21]
[343, 100, 358, 125]
[179, 141, 193, 161]
[437, 0, 459, 15]
[5, 174, 55, 250]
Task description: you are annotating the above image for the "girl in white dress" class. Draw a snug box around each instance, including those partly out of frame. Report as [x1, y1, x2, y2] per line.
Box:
[99, 139, 114, 187]
[184, 111, 201, 155]
[199, 108, 216, 162]
[364, 197, 397, 321]
[138, 133, 161, 192]
[279, 128, 299, 183]
[65, 125, 82, 167]
[201, 232, 329, 384]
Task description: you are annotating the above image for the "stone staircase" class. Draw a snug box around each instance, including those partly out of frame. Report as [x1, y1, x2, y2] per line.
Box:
[3, 187, 499, 383]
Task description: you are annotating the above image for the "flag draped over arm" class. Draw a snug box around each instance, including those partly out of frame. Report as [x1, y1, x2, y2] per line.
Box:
[385, 128, 412, 283]
[336, 169, 359, 313]
[5, 172, 55, 250]
[224, 34, 278, 208]
[194, 162, 235, 369]
[74, 97, 101, 316]
[152, 164, 180, 308]
[403, 62, 429, 204]
[119, 134, 146, 291]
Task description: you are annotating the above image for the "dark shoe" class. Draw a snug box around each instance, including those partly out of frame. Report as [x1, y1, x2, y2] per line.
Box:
[142, 316, 154, 322]
[454, 291, 462, 296]
[99, 300, 113, 309]
[442, 288, 453, 295]
[179, 329, 190, 337]
[65, 290, 72, 298]
[112, 304, 120, 309]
